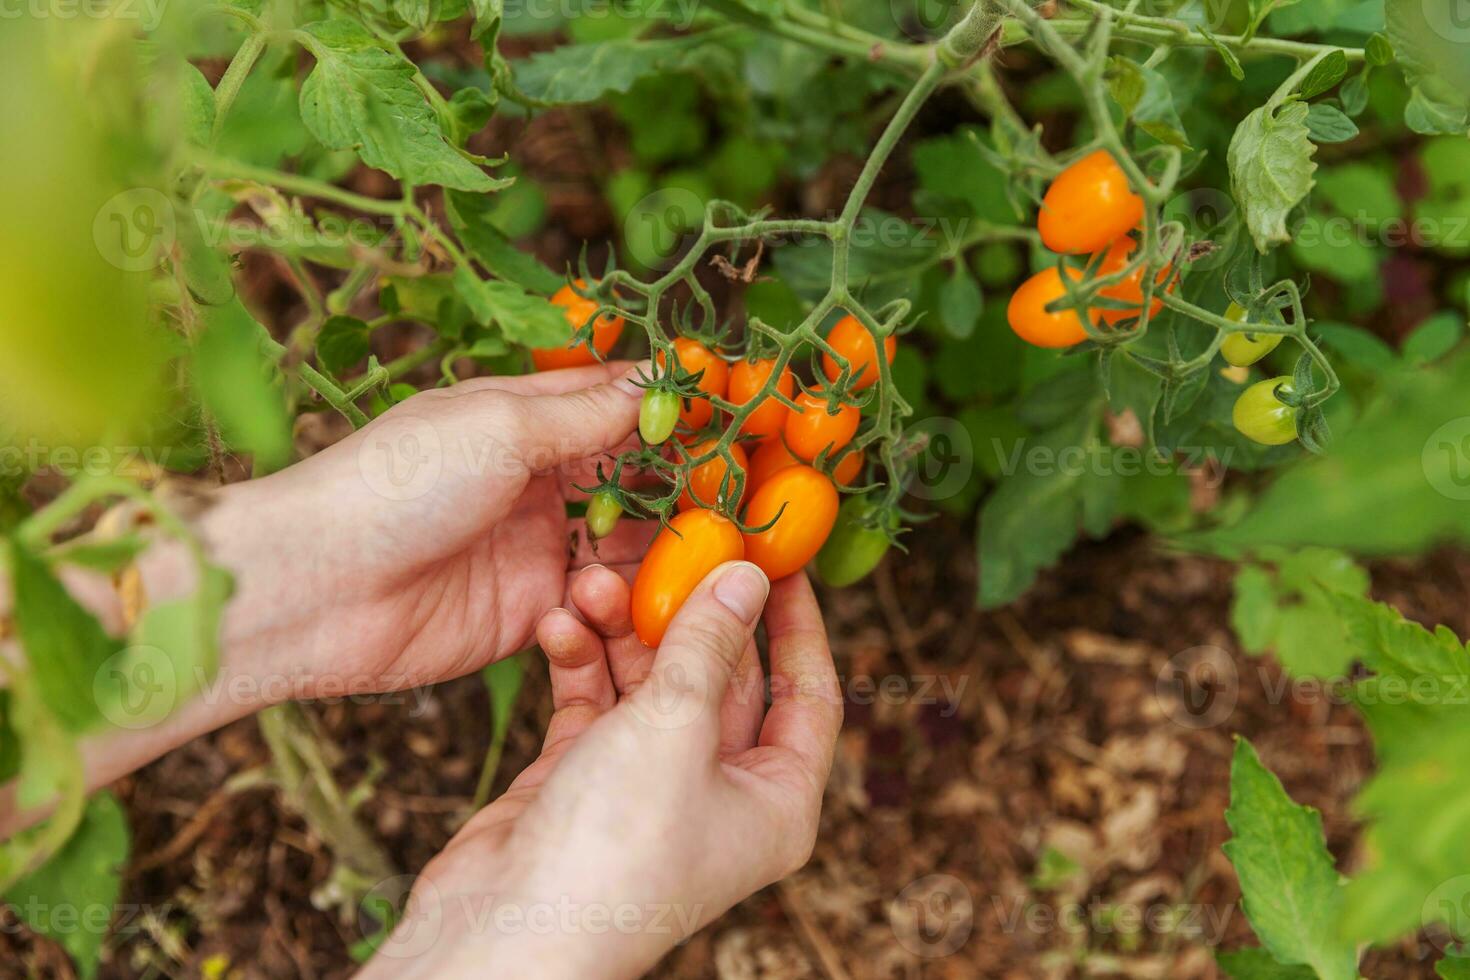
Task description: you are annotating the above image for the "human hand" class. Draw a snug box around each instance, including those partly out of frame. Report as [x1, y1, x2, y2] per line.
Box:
[152, 362, 654, 702]
[359, 563, 842, 979]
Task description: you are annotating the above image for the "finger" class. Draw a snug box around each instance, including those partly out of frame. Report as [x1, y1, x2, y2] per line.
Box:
[757, 573, 842, 788]
[452, 361, 636, 396]
[535, 609, 617, 750]
[568, 566, 656, 694]
[631, 561, 769, 742]
[514, 362, 650, 471]
[717, 638, 765, 758]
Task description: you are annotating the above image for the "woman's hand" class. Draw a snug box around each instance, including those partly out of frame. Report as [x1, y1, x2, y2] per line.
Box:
[359, 563, 843, 979]
[153, 361, 653, 699]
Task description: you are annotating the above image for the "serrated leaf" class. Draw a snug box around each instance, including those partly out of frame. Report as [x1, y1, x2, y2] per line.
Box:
[2, 792, 128, 980]
[513, 36, 715, 104]
[445, 189, 562, 294]
[1229, 101, 1318, 252]
[453, 266, 568, 348]
[1304, 103, 1359, 143]
[9, 540, 124, 734]
[1299, 50, 1349, 99]
[1230, 549, 1370, 677]
[1223, 738, 1358, 980]
[316, 315, 372, 377]
[300, 20, 502, 190]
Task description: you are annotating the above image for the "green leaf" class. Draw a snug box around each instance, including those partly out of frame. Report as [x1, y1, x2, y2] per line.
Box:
[95, 564, 233, 731]
[1199, 26, 1245, 81]
[2, 792, 129, 980]
[977, 407, 1115, 609]
[0, 691, 21, 784]
[444, 189, 563, 295]
[453, 266, 568, 348]
[1108, 57, 1191, 148]
[1229, 101, 1317, 252]
[482, 654, 525, 747]
[177, 62, 217, 148]
[50, 536, 149, 574]
[9, 540, 123, 734]
[1223, 739, 1358, 980]
[1439, 952, 1470, 980]
[1299, 50, 1349, 99]
[512, 36, 716, 104]
[911, 128, 1016, 223]
[937, 266, 982, 339]
[1304, 103, 1359, 143]
[1402, 311, 1465, 365]
[194, 299, 293, 473]
[316, 315, 372, 377]
[1365, 32, 1394, 66]
[1387, 0, 1470, 135]
[300, 20, 502, 191]
[1230, 549, 1371, 677]
[1216, 947, 1316, 980]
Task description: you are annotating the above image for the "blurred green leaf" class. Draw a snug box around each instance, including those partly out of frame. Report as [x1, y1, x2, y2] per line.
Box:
[1402, 311, 1465, 365]
[445, 189, 562, 294]
[194, 300, 292, 473]
[316, 316, 372, 377]
[1230, 548, 1370, 677]
[937, 266, 982, 339]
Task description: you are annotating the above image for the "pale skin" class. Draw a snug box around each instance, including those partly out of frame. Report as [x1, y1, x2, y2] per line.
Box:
[0, 362, 843, 977]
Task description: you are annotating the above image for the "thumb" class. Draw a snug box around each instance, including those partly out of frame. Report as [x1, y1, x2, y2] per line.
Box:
[515, 362, 646, 470]
[629, 561, 770, 740]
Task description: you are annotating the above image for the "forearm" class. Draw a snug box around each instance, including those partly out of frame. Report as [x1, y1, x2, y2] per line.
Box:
[1, 474, 328, 835]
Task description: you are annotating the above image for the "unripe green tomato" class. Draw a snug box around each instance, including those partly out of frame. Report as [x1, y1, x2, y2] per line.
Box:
[816, 495, 896, 587]
[1220, 302, 1284, 367]
[639, 389, 680, 444]
[586, 491, 623, 540]
[1232, 376, 1299, 446]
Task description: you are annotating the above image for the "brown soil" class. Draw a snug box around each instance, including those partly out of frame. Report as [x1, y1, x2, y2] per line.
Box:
[7, 524, 1466, 978]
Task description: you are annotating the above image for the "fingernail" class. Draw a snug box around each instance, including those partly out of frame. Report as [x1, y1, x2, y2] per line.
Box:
[614, 362, 650, 397]
[713, 562, 769, 625]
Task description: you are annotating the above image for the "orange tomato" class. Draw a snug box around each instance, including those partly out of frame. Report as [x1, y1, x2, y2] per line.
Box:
[747, 439, 802, 490]
[1037, 150, 1145, 256]
[821, 315, 896, 391]
[677, 439, 750, 512]
[1094, 236, 1172, 325]
[631, 508, 745, 647]
[784, 389, 860, 462]
[741, 465, 840, 580]
[531, 280, 625, 371]
[657, 338, 729, 435]
[1007, 267, 1091, 349]
[832, 449, 864, 486]
[728, 357, 794, 442]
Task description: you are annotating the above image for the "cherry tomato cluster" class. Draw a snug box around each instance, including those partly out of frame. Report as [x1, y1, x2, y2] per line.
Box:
[1006, 152, 1309, 449]
[536, 291, 903, 646]
[1007, 150, 1168, 349]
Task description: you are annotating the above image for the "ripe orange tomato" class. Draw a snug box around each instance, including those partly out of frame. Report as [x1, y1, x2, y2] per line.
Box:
[832, 449, 864, 486]
[1007, 267, 1091, 349]
[1037, 150, 1145, 256]
[1094, 236, 1172, 325]
[748, 439, 802, 490]
[657, 338, 729, 435]
[728, 357, 794, 442]
[531, 280, 625, 371]
[821, 315, 895, 391]
[784, 389, 860, 462]
[741, 465, 839, 580]
[677, 439, 750, 512]
[632, 508, 745, 647]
